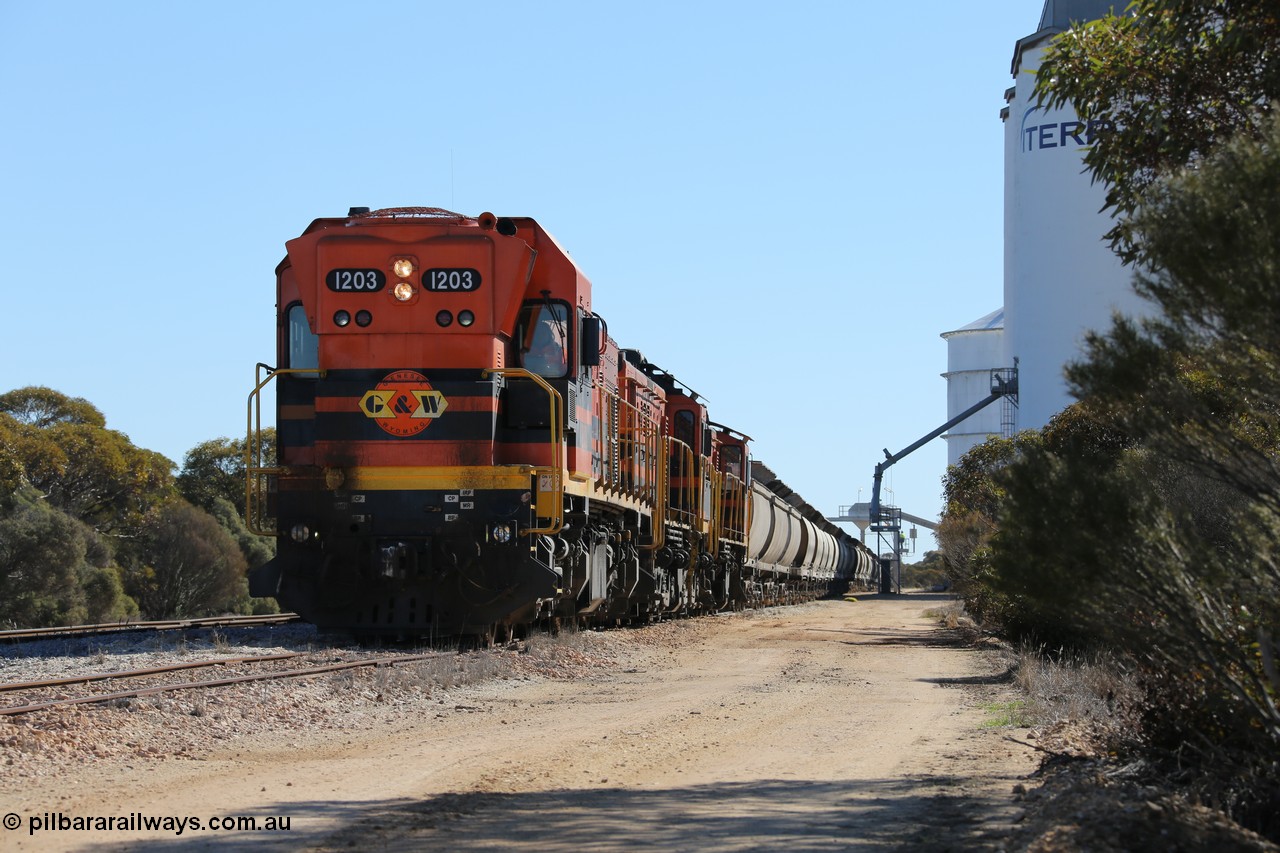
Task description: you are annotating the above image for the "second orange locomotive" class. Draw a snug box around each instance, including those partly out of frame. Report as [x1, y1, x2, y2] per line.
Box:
[247, 207, 870, 637]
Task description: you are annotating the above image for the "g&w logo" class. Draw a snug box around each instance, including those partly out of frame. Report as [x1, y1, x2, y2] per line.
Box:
[359, 370, 448, 437]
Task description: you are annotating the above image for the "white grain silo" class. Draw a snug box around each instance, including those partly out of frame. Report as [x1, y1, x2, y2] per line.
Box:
[1002, 0, 1147, 430]
[942, 308, 1007, 467]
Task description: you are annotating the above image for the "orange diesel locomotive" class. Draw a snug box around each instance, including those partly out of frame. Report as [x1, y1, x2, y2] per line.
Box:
[247, 207, 872, 638]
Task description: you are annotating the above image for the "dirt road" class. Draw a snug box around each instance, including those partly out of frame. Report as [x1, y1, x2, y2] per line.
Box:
[2, 593, 1038, 851]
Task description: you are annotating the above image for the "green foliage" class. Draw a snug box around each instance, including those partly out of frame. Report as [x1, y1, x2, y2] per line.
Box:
[938, 108, 1280, 828]
[43, 425, 176, 537]
[246, 595, 281, 616]
[1071, 117, 1280, 508]
[1084, 118, 1280, 820]
[1133, 512, 1279, 750]
[938, 430, 1042, 625]
[127, 501, 249, 619]
[0, 386, 107, 429]
[976, 111, 1280, 833]
[0, 385, 263, 627]
[941, 431, 1039, 520]
[1, 394, 178, 544]
[82, 566, 139, 624]
[901, 549, 948, 591]
[1, 416, 68, 501]
[959, 403, 1139, 645]
[980, 700, 1031, 729]
[178, 433, 274, 518]
[946, 425, 1118, 640]
[1035, 0, 1280, 262]
[207, 496, 274, 571]
[179, 439, 277, 591]
[0, 490, 95, 627]
[0, 414, 25, 502]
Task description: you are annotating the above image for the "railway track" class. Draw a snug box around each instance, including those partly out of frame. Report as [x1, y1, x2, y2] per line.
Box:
[0, 612, 301, 644]
[0, 649, 447, 717]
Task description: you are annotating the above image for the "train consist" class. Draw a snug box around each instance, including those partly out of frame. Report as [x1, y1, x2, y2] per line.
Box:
[247, 207, 873, 638]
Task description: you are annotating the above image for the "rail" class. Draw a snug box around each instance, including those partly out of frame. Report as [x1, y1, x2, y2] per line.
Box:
[483, 368, 564, 536]
[0, 652, 445, 717]
[245, 363, 323, 536]
[0, 613, 301, 644]
[0, 653, 302, 693]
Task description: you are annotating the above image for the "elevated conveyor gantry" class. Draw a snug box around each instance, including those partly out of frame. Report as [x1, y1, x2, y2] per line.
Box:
[869, 367, 1018, 593]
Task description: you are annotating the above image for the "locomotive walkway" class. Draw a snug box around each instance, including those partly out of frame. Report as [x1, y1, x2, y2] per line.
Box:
[1, 594, 1037, 852]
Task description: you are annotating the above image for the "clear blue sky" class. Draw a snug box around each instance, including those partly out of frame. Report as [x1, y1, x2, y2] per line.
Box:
[1, 1, 1044, 554]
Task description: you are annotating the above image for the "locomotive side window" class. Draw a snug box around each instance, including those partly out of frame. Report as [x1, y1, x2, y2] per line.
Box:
[721, 445, 743, 479]
[673, 410, 696, 451]
[517, 302, 569, 378]
[287, 303, 319, 374]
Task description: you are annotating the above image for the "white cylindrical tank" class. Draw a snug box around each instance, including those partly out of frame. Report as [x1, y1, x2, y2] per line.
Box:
[1003, 0, 1148, 430]
[942, 308, 1006, 467]
[748, 484, 788, 568]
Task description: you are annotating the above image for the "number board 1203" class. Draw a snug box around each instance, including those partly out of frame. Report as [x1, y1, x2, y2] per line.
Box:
[425, 268, 482, 292]
[326, 269, 387, 292]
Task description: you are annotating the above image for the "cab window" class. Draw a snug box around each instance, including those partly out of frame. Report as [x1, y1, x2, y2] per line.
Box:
[287, 304, 319, 374]
[517, 302, 569, 378]
[721, 445, 743, 479]
[673, 410, 696, 451]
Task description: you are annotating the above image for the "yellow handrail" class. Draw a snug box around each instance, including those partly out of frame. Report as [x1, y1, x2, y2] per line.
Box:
[717, 469, 748, 544]
[483, 368, 564, 536]
[666, 437, 697, 529]
[245, 364, 323, 536]
[593, 385, 662, 505]
[638, 436, 668, 552]
[709, 467, 722, 548]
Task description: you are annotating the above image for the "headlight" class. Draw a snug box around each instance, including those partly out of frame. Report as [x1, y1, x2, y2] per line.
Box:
[392, 258, 415, 278]
[491, 522, 513, 544]
[393, 281, 415, 302]
[290, 523, 313, 543]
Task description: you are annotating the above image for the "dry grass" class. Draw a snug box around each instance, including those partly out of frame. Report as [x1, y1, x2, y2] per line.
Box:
[923, 601, 976, 631]
[1014, 645, 1141, 731]
[522, 628, 579, 660]
[927, 601, 1141, 744]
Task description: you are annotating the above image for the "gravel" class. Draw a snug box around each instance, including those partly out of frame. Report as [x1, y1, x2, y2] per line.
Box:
[0, 618, 678, 789]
